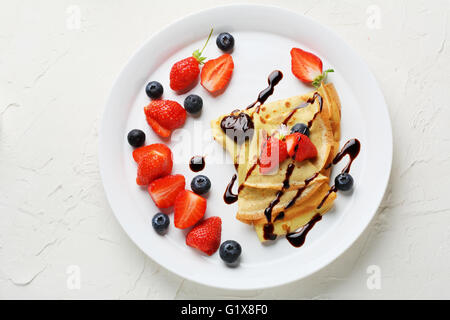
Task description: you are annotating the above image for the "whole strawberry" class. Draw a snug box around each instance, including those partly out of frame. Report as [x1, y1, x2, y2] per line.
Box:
[186, 217, 222, 256]
[170, 29, 213, 92]
[144, 100, 187, 138]
[133, 144, 173, 185]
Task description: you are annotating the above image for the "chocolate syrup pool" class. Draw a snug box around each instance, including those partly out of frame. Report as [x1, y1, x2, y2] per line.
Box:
[220, 113, 254, 145]
[189, 156, 205, 172]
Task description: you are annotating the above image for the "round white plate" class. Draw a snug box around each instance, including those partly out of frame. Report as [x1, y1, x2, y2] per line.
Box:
[99, 4, 392, 290]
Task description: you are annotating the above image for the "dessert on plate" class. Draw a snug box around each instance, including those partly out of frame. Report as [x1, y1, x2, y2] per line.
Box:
[127, 27, 361, 264]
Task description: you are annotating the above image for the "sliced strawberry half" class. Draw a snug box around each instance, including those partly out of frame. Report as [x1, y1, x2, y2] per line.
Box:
[174, 190, 207, 229]
[259, 137, 288, 174]
[290, 48, 334, 88]
[200, 54, 234, 94]
[285, 133, 318, 163]
[146, 117, 172, 138]
[186, 217, 222, 256]
[285, 133, 302, 156]
[148, 174, 185, 208]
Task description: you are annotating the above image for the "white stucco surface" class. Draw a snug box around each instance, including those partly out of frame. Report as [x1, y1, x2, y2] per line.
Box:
[1, 0, 449, 299]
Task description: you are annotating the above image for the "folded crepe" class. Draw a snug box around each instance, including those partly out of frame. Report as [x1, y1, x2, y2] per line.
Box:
[211, 83, 341, 242]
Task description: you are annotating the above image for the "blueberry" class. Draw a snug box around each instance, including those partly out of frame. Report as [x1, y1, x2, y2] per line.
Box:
[127, 129, 146, 147]
[216, 32, 234, 52]
[335, 173, 354, 191]
[145, 81, 163, 99]
[191, 175, 211, 195]
[290, 123, 310, 136]
[184, 94, 203, 114]
[152, 213, 170, 235]
[219, 240, 241, 264]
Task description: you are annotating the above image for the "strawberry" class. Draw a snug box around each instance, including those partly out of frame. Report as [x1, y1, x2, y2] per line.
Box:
[186, 217, 222, 256]
[290, 48, 334, 88]
[259, 137, 288, 174]
[133, 144, 173, 185]
[148, 174, 185, 208]
[132, 143, 172, 163]
[200, 54, 234, 94]
[170, 29, 213, 92]
[285, 133, 301, 156]
[285, 133, 318, 162]
[144, 100, 187, 138]
[174, 190, 207, 229]
[170, 57, 200, 92]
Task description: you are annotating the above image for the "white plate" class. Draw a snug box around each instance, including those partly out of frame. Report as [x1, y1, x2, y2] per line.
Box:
[99, 4, 392, 290]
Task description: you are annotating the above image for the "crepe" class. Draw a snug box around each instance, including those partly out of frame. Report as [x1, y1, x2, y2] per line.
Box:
[211, 83, 341, 242]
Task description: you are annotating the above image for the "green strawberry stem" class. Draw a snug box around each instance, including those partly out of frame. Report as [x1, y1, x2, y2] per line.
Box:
[192, 28, 214, 65]
[312, 69, 334, 88]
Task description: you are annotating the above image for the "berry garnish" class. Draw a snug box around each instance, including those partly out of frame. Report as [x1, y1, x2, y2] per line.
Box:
[216, 32, 234, 52]
[290, 48, 334, 88]
[144, 99, 187, 138]
[174, 190, 207, 229]
[152, 213, 170, 235]
[145, 81, 164, 99]
[133, 144, 173, 185]
[148, 174, 186, 208]
[259, 136, 288, 174]
[200, 54, 234, 94]
[191, 175, 211, 195]
[219, 240, 241, 264]
[186, 217, 222, 256]
[127, 129, 146, 147]
[184, 94, 203, 114]
[285, 133, 318, 163]
[290, 123, 310, 137]
[335, 173, 354, 191]
[170, 29, 213, 92]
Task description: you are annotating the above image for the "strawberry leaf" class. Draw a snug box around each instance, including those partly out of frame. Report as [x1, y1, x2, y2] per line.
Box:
[192, 28, 213, 65]
[312, 69, 334, 88]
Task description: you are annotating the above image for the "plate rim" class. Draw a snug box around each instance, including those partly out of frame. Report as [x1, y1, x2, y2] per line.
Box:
[98, 3, 393, 290]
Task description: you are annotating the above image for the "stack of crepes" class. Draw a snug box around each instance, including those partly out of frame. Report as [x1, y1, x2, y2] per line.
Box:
[211, 83, 341, 242]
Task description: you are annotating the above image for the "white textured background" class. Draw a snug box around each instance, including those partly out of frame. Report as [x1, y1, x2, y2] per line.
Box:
[1, 0, 449, 299]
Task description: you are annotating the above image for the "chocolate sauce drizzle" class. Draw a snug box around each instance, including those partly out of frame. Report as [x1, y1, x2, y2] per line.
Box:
[246, 70, 283, 114]
[286, 214, 322, 248]
[224, 174, 238, 204]
[274, 211, 285, 221]
[327, 138, 361, 173]
[284, 172, 320, 210]
[282, 93, 323, 126]
[262, 162, 296, 240]
[283, 163, 296, 189]
[317, 139, 361, 209]
[238, 163, 258, 193]
[263, 223, 277, 241]
[189, 156, 205, 172]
